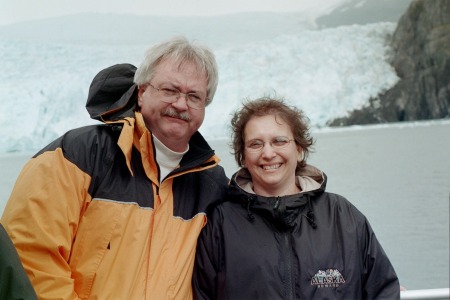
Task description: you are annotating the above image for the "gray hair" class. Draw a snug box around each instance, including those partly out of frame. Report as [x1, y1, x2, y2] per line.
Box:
[134, 36, 219, 106]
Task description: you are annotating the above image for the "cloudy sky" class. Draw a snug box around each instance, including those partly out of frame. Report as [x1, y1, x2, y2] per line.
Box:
[0, 0, 350, 25]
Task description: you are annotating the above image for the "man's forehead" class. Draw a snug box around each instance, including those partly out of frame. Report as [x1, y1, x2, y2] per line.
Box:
[157, 57, 206, 74]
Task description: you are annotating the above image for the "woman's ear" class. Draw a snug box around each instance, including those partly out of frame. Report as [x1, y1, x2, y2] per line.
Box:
[242, 157, 247, 168]
[297, 146, 303, 162]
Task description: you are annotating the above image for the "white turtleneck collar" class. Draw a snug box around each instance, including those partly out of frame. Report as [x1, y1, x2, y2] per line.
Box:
[152, 135, 189, 181]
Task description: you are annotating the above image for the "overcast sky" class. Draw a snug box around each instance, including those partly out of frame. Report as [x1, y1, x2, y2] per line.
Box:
[0, 0, 349, 25]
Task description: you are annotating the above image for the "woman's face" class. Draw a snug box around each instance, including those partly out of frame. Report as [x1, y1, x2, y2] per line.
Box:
[243, 114, 302, 197]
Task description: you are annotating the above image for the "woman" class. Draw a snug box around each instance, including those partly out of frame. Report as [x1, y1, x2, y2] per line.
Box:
[193, 97, 400, 299]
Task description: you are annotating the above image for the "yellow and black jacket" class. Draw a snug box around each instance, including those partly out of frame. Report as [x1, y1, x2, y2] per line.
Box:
[1, 64, 229, 299]
[0, 223, 37, 299]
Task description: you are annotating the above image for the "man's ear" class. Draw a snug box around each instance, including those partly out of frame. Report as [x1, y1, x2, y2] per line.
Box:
[137, 86, 146, 107]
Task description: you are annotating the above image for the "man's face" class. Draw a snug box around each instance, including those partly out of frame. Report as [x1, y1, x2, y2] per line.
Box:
[137, 58, 208, 152]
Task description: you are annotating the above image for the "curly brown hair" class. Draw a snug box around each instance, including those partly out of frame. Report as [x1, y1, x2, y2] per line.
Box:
[230, 96, 314, 171]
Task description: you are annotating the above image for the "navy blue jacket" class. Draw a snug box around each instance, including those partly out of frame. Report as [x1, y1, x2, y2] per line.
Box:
[194, 165, 400, 299]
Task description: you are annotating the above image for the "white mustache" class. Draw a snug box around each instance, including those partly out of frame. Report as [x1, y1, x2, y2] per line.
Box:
[162, 107, 191, 121]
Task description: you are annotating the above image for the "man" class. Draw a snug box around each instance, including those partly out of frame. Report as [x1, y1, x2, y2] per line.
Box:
[1, 36, 228, 299]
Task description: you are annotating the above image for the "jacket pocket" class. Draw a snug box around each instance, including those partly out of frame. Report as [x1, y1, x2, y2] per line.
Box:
[69, 199, 122, 299]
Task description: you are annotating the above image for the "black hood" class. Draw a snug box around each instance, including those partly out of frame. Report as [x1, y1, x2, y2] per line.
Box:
[227, 167, 326, 229]
[86, 63, 138, 122]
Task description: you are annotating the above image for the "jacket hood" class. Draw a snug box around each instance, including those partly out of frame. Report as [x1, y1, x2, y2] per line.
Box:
[86, 63, 138, 122]
[227, 164, 327, 229]
[233, 164, 326, 196]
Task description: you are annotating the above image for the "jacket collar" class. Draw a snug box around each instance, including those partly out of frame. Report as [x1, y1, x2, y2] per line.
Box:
[234, 165, 326, 196]
[228, 165, 326, 229]
[106, 112, 220, 180]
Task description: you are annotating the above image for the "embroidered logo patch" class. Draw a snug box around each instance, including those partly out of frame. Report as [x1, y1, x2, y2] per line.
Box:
[311, 269, 346, 288]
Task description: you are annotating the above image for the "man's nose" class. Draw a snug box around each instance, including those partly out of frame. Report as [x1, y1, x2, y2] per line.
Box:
[171, 93, 189, 109]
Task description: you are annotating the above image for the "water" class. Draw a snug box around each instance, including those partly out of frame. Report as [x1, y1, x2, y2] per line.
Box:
[1, 120, 449, 290]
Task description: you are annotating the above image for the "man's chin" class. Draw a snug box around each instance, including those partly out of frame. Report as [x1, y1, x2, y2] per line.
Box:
[160, 127, 191, 142]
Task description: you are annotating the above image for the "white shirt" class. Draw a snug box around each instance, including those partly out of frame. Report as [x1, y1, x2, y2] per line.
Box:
[152, 135, 189, 181]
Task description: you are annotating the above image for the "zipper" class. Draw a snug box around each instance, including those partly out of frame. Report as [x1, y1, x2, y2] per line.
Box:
[283, 232, 295, 300]
[275, 196, 295, 300]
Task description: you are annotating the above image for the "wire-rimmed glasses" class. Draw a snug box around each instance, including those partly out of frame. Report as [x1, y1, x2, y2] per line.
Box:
[147, 82, 206, 110]
[245, 136, 295, 153]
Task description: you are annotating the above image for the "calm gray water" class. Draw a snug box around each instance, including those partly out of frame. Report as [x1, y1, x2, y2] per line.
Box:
[1, 120, 449, 290]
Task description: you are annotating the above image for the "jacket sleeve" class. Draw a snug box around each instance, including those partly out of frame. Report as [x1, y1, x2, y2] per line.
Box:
[0, 223, 38, 300]
[1, 149, 90, 300]
[360, 218, 400, 300]
[193, 207, 223, 300]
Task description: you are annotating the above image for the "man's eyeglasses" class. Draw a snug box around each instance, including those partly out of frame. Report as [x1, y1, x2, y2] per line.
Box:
[245, 137, 295, 153]
[147, 83, 206, 110]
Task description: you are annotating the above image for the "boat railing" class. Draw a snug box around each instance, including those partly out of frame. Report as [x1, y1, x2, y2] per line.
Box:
[401, 288, 450, 299]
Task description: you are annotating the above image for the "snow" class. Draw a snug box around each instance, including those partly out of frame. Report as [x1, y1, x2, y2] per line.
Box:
[0, 14, 399, 154]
